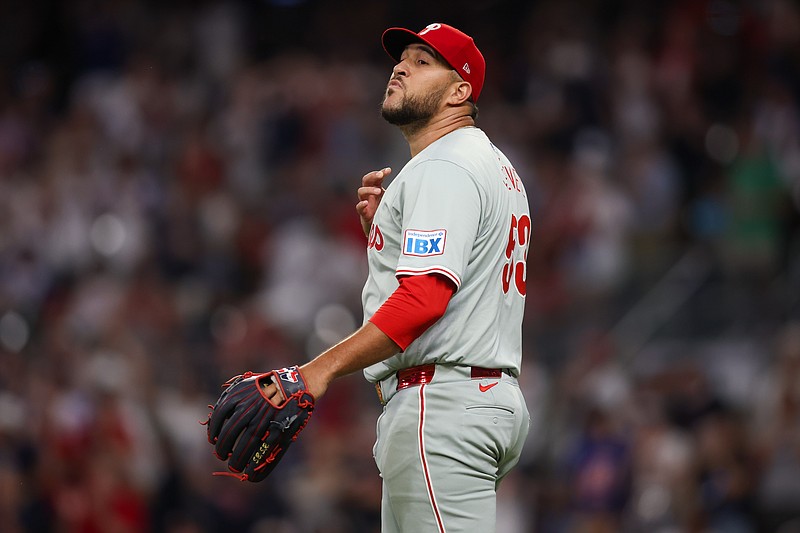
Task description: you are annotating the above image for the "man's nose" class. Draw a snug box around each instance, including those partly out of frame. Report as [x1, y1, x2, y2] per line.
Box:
[392, 61, 408, 77]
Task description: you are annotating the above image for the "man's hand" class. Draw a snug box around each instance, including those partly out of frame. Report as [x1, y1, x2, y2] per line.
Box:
[356, 167, 391, 237]
[261, 358, 332, 403]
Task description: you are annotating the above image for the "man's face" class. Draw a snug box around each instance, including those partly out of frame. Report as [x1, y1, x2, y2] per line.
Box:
[381, 44, 456, 127]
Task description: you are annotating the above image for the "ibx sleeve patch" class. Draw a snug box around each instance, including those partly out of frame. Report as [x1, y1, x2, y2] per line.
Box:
[402, 229, 447, 257]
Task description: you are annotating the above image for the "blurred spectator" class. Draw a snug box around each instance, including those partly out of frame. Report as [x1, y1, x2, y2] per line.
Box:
[625, 394, 696, 532]
[564, 408, 631, 533]
[751, 322, 800, 532]
[693, 410, 756, 533]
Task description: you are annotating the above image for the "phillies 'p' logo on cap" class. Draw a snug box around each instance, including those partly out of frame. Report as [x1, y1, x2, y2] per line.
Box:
[381, 23, 486, 102]
[419, 23, 442, 35]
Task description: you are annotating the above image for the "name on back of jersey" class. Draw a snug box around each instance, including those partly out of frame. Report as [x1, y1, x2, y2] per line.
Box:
[403, 229, 446, 257]
[502, 165, 523, 193]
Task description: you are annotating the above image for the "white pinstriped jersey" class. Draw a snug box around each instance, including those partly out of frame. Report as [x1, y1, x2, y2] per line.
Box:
[362, 127, 531, 382]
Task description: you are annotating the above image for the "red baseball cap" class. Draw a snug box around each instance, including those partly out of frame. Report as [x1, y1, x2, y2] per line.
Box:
[382, 23, 486, 102]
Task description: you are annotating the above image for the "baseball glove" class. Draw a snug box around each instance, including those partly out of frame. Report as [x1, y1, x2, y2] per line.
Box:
[204, 366, 315, 482]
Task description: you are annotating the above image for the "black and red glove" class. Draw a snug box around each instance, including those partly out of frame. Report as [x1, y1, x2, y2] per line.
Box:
[205, 366, 315, 482]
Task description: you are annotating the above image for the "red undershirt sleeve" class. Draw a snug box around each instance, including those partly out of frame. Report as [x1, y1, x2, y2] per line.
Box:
[368, 273, 456, 351]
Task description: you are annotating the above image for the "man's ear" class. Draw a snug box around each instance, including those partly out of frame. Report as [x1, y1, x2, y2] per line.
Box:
[448, 81, 473, 105]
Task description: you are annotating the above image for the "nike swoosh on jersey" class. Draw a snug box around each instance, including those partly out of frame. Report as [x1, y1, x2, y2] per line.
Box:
[478, 382, 499, 393]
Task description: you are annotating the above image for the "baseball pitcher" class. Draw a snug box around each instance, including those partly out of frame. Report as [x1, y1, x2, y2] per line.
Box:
[206, 22, 531, 533]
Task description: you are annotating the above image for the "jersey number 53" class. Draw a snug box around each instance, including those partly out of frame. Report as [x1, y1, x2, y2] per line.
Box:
[502, 213, 531, 296]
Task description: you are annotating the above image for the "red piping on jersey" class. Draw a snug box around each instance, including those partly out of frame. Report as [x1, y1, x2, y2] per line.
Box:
[418, 384, 447, 533]
[396, 266, 461, 289]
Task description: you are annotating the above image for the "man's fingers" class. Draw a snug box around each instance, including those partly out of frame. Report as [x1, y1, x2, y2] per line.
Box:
[357, 186, 384, 201]
[357, 167, 390, 238]
[260, 382, 285, 404]
[361, 167, 391, 187]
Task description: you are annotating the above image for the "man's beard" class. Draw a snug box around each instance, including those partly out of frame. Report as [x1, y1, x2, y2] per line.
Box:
[381, 83, 448, 129]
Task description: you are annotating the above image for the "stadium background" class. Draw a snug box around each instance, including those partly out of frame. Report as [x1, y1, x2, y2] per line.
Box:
[0, 0, 799, 531]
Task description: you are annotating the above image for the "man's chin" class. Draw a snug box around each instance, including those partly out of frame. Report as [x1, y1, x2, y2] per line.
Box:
[380, 103, 405, 125]
[381, 107, 411, 126]
[381, 96, 435, 127]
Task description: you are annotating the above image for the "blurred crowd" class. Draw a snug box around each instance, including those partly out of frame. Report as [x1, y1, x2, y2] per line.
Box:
[0, 0, 799, 532]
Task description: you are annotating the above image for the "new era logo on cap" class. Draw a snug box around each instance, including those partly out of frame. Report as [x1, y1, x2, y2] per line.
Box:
[382, 23, 486, 102]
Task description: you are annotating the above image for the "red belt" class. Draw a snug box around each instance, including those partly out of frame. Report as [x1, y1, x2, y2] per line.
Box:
[396, 364, 503, 391]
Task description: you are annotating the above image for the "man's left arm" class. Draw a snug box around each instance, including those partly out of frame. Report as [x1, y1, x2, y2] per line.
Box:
[293, 272, 455, 400]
